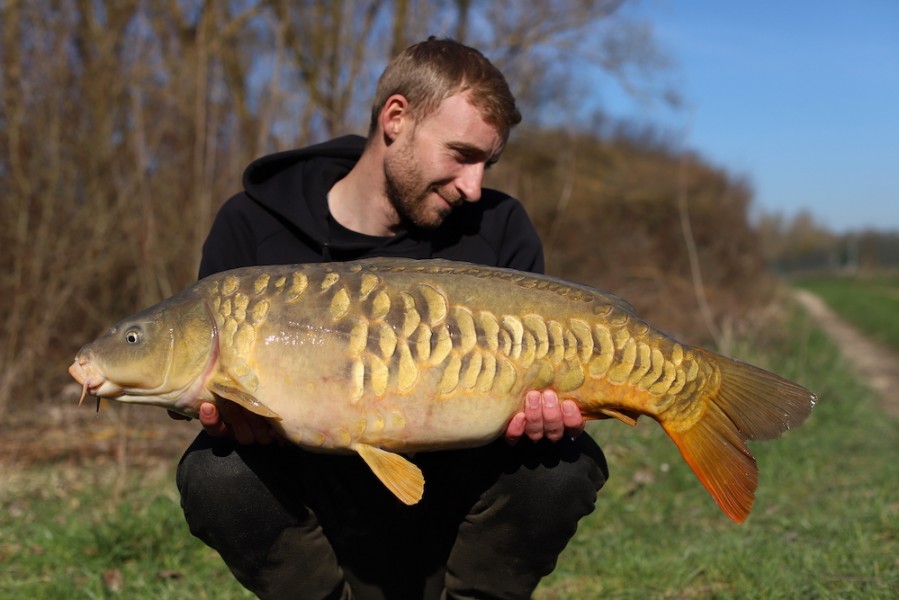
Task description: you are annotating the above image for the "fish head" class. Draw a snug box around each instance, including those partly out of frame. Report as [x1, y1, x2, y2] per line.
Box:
[68, 292, 216, 417]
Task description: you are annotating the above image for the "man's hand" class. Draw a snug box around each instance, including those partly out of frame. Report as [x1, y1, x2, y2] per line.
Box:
[168, 402, 280, 446]
[503, 390, 585, 444]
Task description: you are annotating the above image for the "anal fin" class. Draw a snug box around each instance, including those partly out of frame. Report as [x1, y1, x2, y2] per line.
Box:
[354, 443, 425, 505]
[597, 407, 640, 427]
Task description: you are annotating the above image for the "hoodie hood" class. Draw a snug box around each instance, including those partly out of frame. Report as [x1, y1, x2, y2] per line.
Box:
[243, 135, 365, 194]
[241, 135, 366, 255]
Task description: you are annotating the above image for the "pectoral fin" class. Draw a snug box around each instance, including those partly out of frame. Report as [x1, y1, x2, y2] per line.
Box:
[208, 380, 282, 420]
[354, 443, 425, 505]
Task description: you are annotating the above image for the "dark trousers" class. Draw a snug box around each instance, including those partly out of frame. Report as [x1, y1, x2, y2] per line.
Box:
[176, 432, 607, 600]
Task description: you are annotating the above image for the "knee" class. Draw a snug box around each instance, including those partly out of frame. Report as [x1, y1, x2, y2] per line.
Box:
[177, 434, 249, 507]
[493, 435, 608, 522]
[444, 437, 608, 597]
[176, 434, 306, 561]
[517, 434, 607, 493]
[175, 433, 289, 541]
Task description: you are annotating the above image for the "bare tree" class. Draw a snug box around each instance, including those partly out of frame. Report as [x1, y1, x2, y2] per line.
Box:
[0, 0, 669, 413]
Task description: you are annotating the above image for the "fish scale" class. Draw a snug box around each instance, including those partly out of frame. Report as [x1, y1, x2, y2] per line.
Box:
[68, 257, 815, 523]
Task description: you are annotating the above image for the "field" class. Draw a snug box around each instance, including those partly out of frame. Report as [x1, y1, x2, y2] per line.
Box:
[1, 286, 897, 598]
[795, 273, 899, 352]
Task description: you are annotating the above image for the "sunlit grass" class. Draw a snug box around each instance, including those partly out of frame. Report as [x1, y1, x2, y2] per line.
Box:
[0, 464, 252, 599]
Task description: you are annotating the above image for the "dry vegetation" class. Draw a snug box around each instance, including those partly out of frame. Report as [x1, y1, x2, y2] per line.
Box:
[491, 128, 773, 345]
[3, 0, 768, 416]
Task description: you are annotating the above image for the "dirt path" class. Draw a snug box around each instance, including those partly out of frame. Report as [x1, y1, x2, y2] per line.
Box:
[793, 289, 899, 418]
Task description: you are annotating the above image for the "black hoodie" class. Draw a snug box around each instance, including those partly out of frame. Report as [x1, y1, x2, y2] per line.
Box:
[198, 135, 544, 279]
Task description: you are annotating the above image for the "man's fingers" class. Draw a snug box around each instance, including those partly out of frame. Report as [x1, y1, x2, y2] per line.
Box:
[561, 399, 586, 438]
[503, 412, 527, 444]
[203, 400, 277, 445]
[198, 402, 230, 437]
[219, 403, 255, 445]
[540, 390, 565, 442]
[198, 402, 219, 426]
[246, 412, 275, 446]
[524, 390, 545, 441]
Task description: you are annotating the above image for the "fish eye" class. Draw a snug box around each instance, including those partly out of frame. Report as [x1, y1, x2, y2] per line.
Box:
[124, 327, 143, 344]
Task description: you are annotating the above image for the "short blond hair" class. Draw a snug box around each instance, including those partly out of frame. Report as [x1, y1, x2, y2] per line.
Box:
[369, 37, 521, 136]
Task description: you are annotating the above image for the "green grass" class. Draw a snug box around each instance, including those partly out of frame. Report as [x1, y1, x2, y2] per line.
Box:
[0, 464, 253, 599]
[535, 305, 898, 598]
[795, 273, 899, 352]
[1, 304, 896, 598]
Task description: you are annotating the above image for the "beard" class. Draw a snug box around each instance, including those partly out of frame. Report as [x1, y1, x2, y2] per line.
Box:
[383, 139, 460, 230]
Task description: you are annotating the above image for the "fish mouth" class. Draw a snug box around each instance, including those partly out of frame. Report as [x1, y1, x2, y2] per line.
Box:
[68, 358, 123, 405]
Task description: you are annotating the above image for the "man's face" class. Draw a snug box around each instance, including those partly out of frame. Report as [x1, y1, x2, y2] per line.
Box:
[383, 93, 505, 229]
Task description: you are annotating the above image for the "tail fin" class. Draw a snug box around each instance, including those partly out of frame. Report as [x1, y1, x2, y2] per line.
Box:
[662, 350, 816, 523]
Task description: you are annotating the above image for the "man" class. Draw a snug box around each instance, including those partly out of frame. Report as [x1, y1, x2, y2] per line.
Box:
[176, 38, 608, 599]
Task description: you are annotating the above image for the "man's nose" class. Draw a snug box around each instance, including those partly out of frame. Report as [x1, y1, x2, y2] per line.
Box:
[456, 163, 484, 202]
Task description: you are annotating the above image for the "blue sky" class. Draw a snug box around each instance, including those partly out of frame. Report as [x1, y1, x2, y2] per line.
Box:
[603, 0, 899, 233]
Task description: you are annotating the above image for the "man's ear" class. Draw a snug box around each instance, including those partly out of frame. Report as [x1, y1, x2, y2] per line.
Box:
[381, 94, 410, 143]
